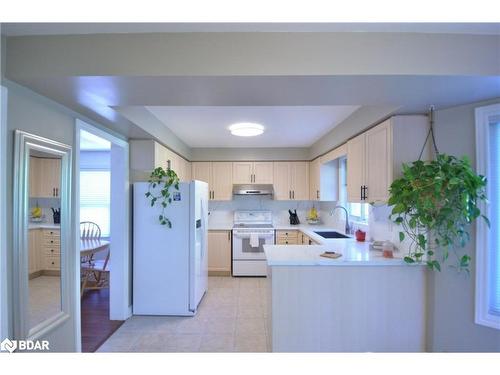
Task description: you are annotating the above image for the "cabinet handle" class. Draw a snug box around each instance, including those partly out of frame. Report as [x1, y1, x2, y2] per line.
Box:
[360, 186, 363, 201]
[50, 249, 54, 253]
[51, 262, 55, 265]
[52, 188, 55, 197]
[316, 190, 319, 199]
[50, 240, 54, 243]
[363, 186, 368, 200]
[56, 188, 58, 197]
[292, 191, 295, 199]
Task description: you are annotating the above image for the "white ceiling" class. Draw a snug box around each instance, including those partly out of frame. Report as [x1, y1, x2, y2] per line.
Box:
[145, 105, 360, 148]
[2, 23, 500, 36]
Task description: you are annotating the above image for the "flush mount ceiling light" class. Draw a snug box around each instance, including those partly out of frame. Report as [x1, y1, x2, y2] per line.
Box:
[229, 122, 264, 137]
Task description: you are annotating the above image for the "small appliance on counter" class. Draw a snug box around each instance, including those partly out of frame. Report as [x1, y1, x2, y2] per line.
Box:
[288, 209, 300, 225]
[355, 229, 366, 242]
[51, 208, 61, 224]
[306, 206, 320, 225]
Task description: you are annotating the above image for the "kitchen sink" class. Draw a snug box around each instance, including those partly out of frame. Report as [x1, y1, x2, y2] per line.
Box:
[314, 231, 350, 239]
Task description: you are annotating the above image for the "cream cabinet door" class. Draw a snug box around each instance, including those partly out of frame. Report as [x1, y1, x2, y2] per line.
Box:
[29, 156, 40, 197]
[28, 229, 39, 275]
[290, 162, 309, 200]
[208, 230, 232, 274]
[365, 120, 392, 202]
[192, 162, 211, 184]
[347, 134, 366, 203]
[232, 162, 253, 184]
[253, 162, 273, 184]
[309, 158, 321, 201]
[38, 158, 61, 198]
[273, 162, 291, 200]
[211, 162, 233, 201]
[182, 159, 192, 182]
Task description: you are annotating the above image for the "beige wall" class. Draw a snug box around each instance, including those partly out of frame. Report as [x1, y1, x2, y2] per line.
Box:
[427, 98, 500, 352]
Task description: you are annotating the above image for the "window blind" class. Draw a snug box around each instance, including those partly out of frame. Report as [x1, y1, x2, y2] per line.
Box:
[489, 121, 500, 316]
[79, 170, 110, 237]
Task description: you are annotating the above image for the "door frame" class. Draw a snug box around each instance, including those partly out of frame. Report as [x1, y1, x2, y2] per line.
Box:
[0, 85, 8, 340]
[75, 119, 131, 348]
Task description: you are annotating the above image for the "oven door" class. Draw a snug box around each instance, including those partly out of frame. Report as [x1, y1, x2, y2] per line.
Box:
[232, 231, 274, 260]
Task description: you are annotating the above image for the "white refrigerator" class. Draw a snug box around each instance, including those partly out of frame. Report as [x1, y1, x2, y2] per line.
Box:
[133, 180, 208, 316]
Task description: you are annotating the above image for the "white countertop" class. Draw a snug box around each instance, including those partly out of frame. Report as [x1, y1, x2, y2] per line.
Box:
[29, 223, 60, 230]
[264, 240, 414, 266]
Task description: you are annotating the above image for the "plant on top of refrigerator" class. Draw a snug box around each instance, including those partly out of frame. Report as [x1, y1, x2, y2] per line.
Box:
[145, 166, 180, 228]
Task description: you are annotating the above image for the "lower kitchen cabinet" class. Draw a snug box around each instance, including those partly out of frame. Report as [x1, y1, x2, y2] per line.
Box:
[29, 228, 61, 278]
[276, 230, 299, 245]
[277, 230, 319, 245]
[208, 230, 232, 276]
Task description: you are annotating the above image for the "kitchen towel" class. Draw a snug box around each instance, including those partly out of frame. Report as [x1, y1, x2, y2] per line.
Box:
[249, 233, 259, 248]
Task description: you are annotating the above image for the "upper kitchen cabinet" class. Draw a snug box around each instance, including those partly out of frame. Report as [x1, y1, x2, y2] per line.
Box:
[29, 156, 61, 198]
[310, 143, 347, 202]
[233, 161, 273, 184]
[346, 115, 429, 203]
[130, 140, 191, 182]
[273, 161, 309, 200]
[192, 161, 233, 201]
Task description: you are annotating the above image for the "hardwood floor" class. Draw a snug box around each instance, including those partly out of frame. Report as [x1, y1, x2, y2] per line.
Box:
[81, 288, 124, 352]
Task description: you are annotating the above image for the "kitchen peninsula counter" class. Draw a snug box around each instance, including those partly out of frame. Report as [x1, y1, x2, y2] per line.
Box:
[263, 240, 426, 352]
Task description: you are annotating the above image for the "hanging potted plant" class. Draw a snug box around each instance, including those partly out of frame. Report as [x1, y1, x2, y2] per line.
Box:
[388, 108, 489, 273]
[144, 165, 180, 228]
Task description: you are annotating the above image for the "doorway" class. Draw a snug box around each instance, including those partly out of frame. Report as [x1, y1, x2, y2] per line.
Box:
[75, 120, 131, 352]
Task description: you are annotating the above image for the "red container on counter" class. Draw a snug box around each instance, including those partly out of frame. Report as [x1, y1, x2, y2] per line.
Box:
[355, 229, 366, 242]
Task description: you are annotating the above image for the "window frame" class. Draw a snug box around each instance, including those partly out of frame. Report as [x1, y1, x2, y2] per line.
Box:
[475, 102, 500, 330]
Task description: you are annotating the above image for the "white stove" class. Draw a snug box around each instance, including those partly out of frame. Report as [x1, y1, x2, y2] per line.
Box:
[232, 211, 274, 276]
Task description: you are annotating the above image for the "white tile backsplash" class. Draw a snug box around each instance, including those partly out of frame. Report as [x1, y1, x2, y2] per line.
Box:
[208, 197, 408, 253]
[208, 196, 317, 227]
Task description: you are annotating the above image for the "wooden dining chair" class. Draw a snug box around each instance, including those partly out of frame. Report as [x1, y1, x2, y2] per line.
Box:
[80, 221, 110, 297]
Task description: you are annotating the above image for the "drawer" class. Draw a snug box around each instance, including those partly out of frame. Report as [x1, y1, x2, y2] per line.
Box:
[276, 230, 298, 238]
[44, 247, 60, 256]
[43, 229, 60, 236]
[43, 237, 60, 247]
[44, 256, 60, 270]
[276, 237, 298, 245]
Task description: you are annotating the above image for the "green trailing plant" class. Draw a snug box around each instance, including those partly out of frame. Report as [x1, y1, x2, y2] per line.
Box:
[145, 166, 180, 228]
[388, 154, 488, 273]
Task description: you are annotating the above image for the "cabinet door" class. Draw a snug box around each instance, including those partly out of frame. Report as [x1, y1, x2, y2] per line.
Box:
[212, 162, 233, 201]
[29, 229, 38, 274]
[365, 121, 392, 202]
[208, 230, 232, 274]
[291, 162, 309, 200]
[182, 159, 192, 182]
[253, 162, 273, 184]
[29, 157, 40, 197]
[38, 158, 61, 198]
[273, 162, 291, 200]
[347, 134, 366, 203]
[192, 162, 211, 185]
[309, 158, 321, 201]
[232, 162, 253, 184]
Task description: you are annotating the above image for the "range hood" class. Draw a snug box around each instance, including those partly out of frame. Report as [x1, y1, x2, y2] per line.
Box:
[233, 184, 274, 196]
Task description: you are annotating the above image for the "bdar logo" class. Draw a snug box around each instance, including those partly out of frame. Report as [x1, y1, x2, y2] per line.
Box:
[0, 338, 17, 353]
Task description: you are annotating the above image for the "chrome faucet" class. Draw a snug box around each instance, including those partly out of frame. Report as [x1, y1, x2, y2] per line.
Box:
[329, 205, 352, 235]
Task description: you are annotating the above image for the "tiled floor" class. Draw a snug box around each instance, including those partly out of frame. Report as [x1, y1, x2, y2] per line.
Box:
[29, 275, 61, 328]
[98, 276, 270, 352]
